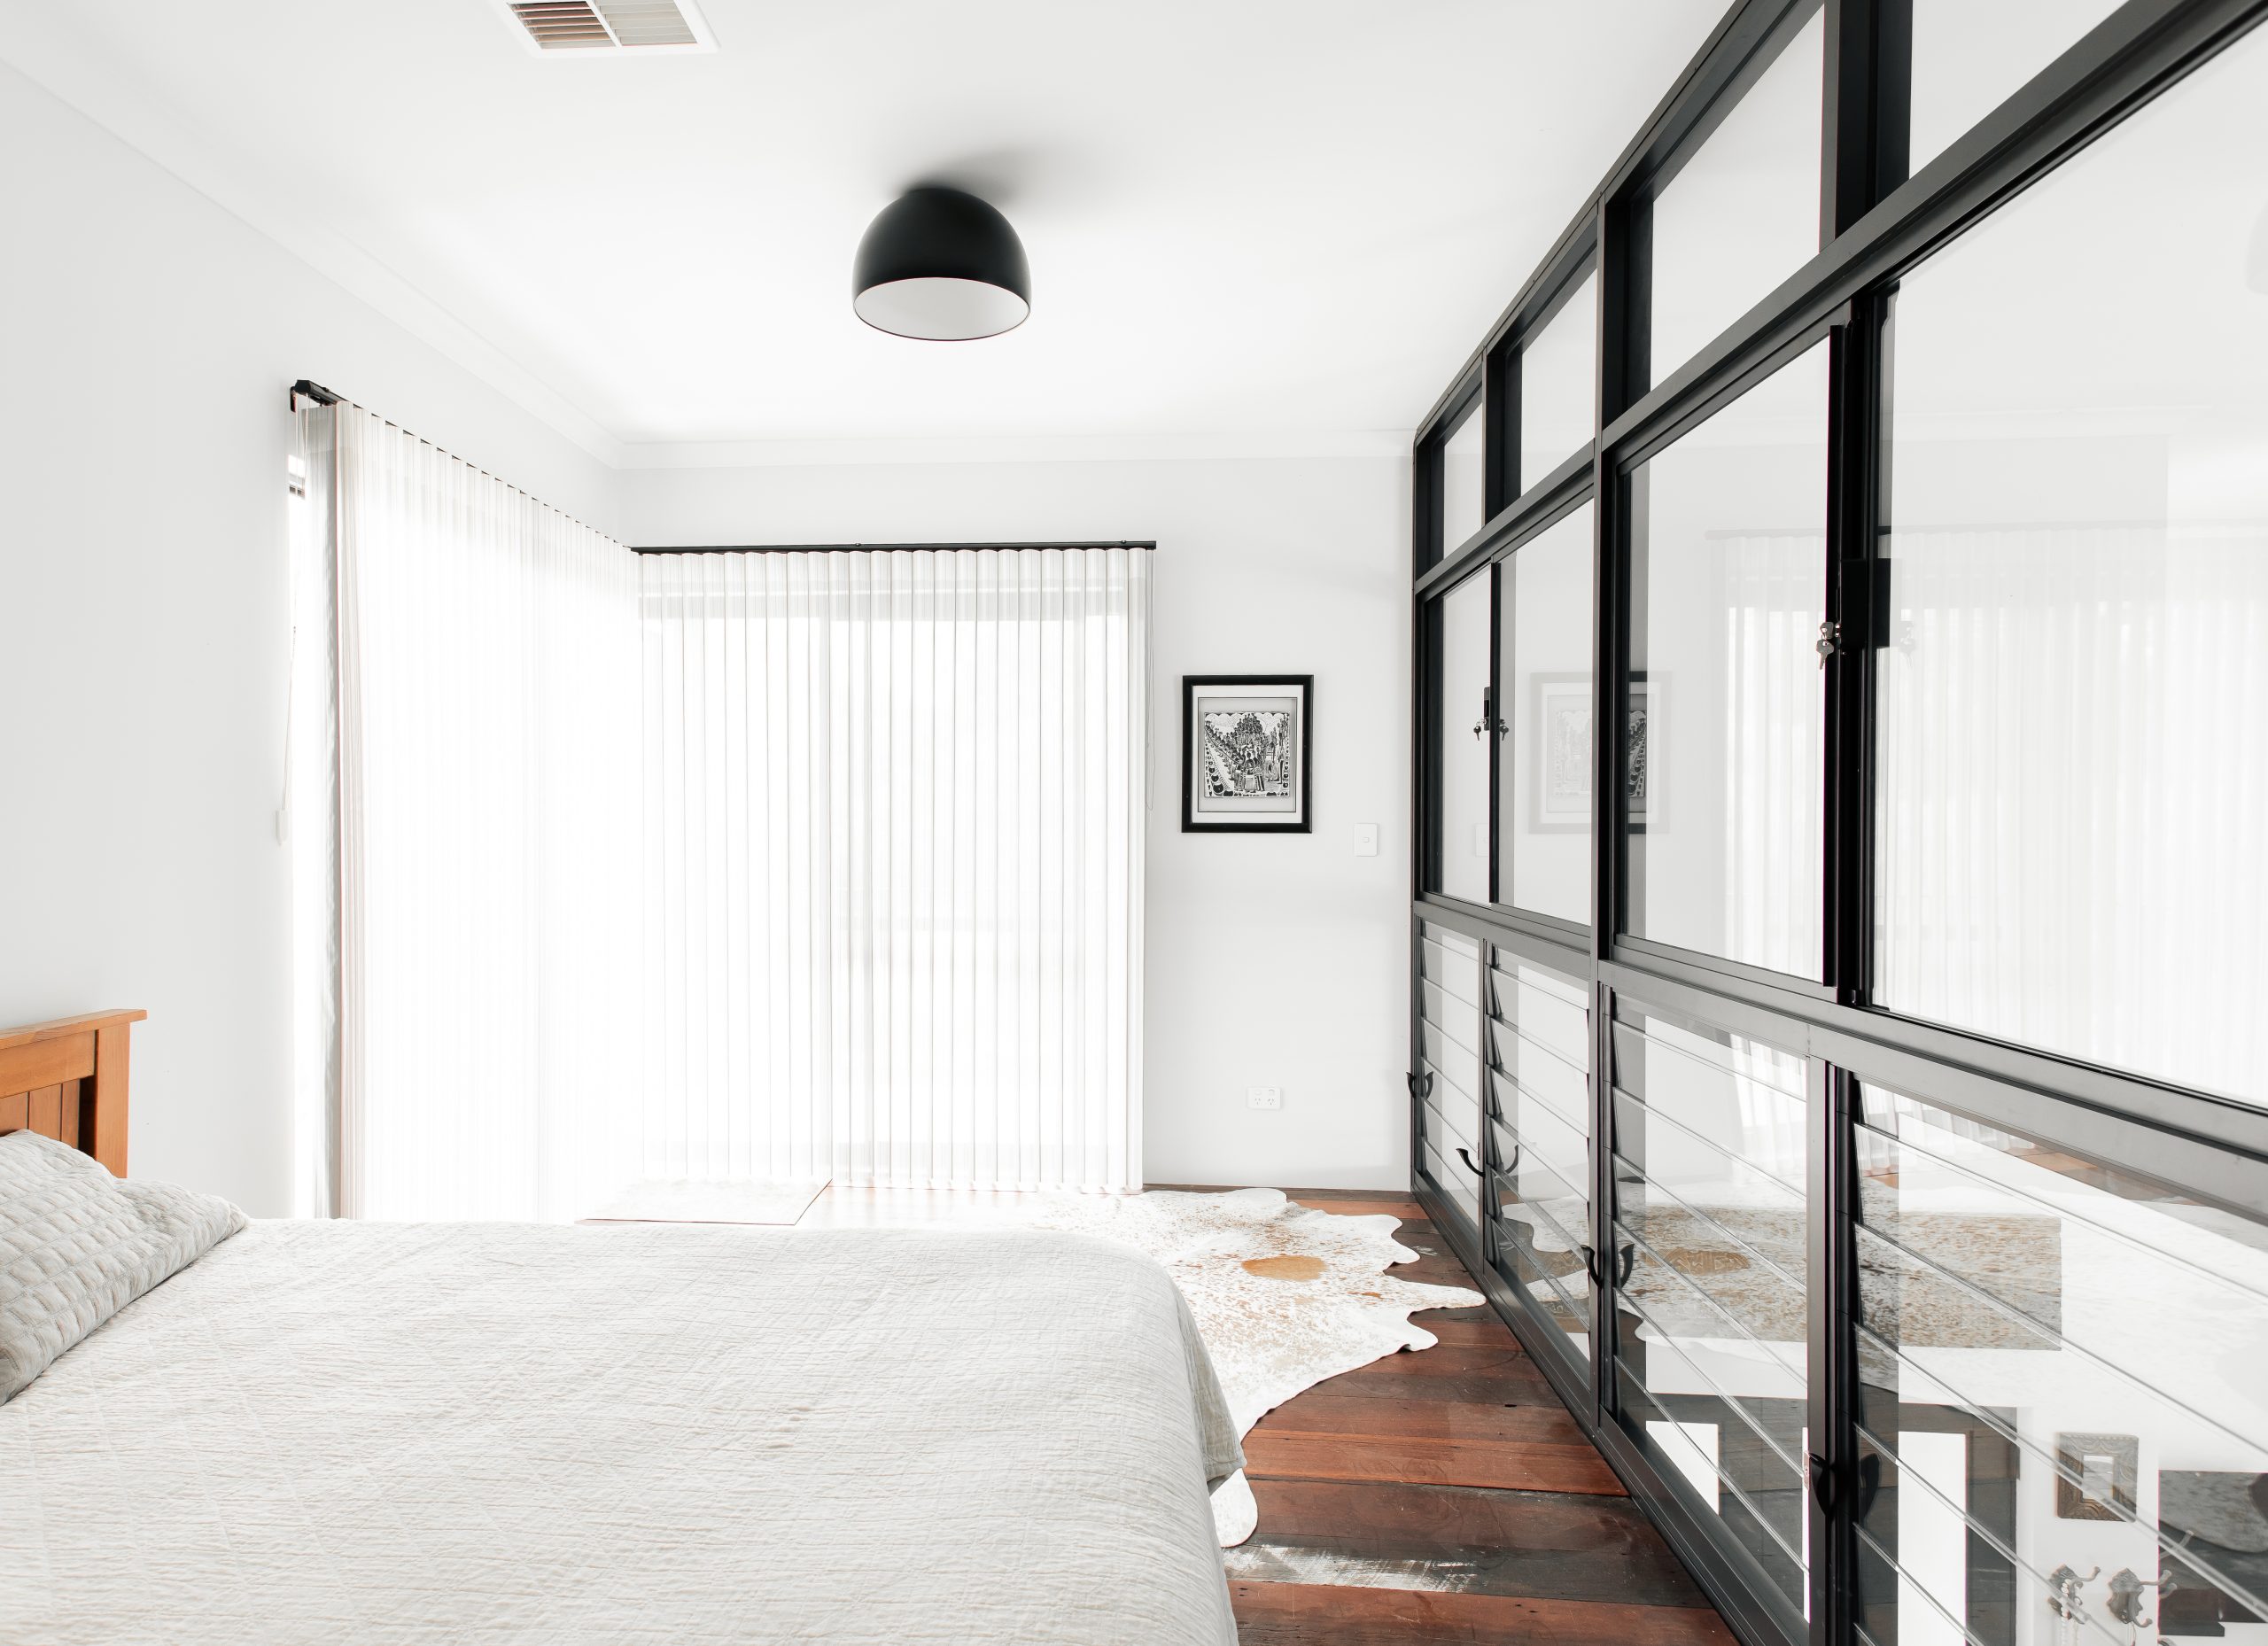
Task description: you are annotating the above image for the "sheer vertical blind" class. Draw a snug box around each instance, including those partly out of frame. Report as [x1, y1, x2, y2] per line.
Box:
[315, 402, 641, 1221]
[296, 402, 1150, 1212]
[641, 547, 1150, 1194]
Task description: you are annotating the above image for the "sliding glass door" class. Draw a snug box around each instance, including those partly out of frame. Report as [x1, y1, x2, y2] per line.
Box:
[1407, 4, 2268, 1643]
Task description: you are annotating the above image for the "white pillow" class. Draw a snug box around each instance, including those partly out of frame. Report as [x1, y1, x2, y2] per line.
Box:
[0, 1130, 245, 1401]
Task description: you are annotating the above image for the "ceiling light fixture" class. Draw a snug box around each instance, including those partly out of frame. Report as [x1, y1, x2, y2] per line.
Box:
[852, 186, 1030, 341]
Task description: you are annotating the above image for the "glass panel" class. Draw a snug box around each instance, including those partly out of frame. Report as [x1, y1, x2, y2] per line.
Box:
[1488, 953, 1593, 1357]
[1852, 1083, 2268, 1646]
[1443, 404, 1487, 553]
[1433, 569, 1493, 903]
[1627, 341, 1829, 977]
[1907, 0, 2124, 175]
[1649, 5, 1825, 386]
[1875, 25, 2268, 1106]
[1498, 503, 1596, 923]
[1518, 271, 1597, 493]
[1612, 1006, 1812, 1624]
[1418, 922, 1485, 1231]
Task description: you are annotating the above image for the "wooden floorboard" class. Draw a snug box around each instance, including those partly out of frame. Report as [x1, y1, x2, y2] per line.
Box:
[1228, 1205, 1728, 1646]
[1243, 1431, 1624, 1495]
[1231, 1582, 1737, 1646]
[1254, 1391, 1591, 1447]
[1291, 1196, 1428, 1221]
[1230, 1477, 1711, 1603]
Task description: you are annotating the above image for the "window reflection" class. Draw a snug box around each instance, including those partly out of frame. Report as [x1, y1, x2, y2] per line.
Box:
[1519, 272, 1597, 493]
[1488, 955, 1592, 1357]
[1874, 24, 2268, 1106]
[1418, 923, 1486, 1232]
[1650, 5, 1824, 386]
[1500, 503, 1596, 924]
[1434, 570, 1493, 903]
[1612, 1008, 1814, 1624]
[1853, 1085, 2268, 1646]
[1627, 342, 1829, 977]
[1907, 0, 2124, 175]
[1443, 406, 1487, 554]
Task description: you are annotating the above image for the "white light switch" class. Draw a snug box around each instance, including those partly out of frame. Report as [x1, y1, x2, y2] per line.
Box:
[1353, 822, 1379, 857]
[1247, 1087, 1283, 1110]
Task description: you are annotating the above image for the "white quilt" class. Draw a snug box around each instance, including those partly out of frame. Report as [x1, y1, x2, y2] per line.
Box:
[0, 1221, 1240, 1645]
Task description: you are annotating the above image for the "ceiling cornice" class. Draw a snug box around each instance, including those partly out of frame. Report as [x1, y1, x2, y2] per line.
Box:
[0, 13, 630, 468]
[617, 429, 1412, 470]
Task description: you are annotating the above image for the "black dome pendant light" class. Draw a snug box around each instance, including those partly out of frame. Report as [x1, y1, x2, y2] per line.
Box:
[852, 185, 1030, 341]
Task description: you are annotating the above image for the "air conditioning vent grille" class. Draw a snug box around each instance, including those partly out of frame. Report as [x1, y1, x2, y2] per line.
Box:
[595, 1, 697, 47]
[507, 0, 707, 51]
[512, 3, 614, 48]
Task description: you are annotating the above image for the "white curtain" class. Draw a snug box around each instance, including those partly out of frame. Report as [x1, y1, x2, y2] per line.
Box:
[641, 547, 1148, 1193]
[286, 399, 341, 1218]
[328, 405, 641, 1221]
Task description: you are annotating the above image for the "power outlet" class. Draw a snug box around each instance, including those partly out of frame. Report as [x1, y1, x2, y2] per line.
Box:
[1247, 1086, 1283, 1111]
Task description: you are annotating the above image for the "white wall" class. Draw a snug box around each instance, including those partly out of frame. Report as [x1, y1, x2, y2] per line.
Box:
[624, 455, 1414, 1190]
[0, 61, 1417, 1206]
[0, 65, 617, 1215]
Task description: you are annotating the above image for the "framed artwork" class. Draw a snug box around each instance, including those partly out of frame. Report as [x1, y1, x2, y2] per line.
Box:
[1183, 675, 1312, 833]
[1529, 672, 1658, 833]
[2056, 1432, 2139, 1520]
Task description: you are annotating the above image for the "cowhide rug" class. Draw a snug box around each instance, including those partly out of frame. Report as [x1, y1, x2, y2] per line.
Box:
[951, 1186, 1483, 1545]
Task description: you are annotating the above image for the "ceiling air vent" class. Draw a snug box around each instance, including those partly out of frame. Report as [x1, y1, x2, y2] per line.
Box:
[504, 0, 711, 53]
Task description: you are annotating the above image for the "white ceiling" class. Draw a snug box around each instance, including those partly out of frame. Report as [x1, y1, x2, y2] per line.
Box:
[4, 0, 1725, 462]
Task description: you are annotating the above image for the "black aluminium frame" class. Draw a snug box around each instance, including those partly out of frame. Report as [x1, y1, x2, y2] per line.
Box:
[631, 540, 1155, 555]
[1404, 4, 2268, 1646]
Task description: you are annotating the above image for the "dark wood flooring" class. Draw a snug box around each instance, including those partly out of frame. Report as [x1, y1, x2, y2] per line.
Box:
[1219, 1187, 1732, 1646]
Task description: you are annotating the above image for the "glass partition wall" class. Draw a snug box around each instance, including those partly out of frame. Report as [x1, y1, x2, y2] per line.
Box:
[1407, 5, 2268, 1646]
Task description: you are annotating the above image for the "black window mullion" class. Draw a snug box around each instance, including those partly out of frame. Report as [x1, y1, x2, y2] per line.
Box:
[1487, 343, 1518, 518]
[1415, 432, 1442, 577]
[1822, 0, 1912, 240]
[1586, 187, 1627, 1432]
[1822, 0, 1902, 1007]
[1487, 561, 1505, 907]
[1821, 304, 1883, 1003]
[1806, 1059, 1862, 1646]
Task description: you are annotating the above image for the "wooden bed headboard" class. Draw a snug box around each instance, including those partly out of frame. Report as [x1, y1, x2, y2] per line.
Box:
[0, 1010, 143, 1176]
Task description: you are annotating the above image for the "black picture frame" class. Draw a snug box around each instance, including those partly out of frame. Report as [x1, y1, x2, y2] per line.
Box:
[1528, 670, 1657, 835]
[1182, 674, 1314, 834]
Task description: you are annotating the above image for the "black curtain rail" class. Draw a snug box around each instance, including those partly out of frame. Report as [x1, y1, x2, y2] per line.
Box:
[632, 541, 1157, 555]
[291, 379, 342, 407]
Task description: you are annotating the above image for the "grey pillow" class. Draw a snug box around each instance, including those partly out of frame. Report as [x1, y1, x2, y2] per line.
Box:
[0, 1130, 245, 1402]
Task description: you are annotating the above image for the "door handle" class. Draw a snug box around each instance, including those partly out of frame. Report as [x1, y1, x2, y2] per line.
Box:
[1579, 1244, 1634, 1287]
[1854, 1452, 1882, 1520]
[1455, 1145, 1483, 1178]
[1809, 1453, 1880, 1517]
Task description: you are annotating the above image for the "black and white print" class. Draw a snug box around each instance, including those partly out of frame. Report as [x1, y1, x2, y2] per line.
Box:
[1201, 708, 1296, 801]
[1183, 676, 1313, 833]
[1530, 672, 1657, 832]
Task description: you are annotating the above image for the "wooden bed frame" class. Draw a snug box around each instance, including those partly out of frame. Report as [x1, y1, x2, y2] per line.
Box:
[0, 1009, 142, 1176]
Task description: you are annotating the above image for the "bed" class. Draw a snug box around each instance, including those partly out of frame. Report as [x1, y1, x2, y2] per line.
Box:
[0, 1012, 1241, 1645]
